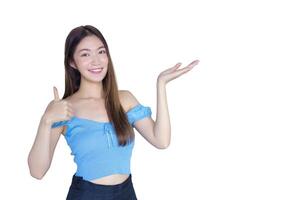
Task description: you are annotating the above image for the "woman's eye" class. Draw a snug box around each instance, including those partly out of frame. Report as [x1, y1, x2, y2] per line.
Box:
[80, 50, 105, 57]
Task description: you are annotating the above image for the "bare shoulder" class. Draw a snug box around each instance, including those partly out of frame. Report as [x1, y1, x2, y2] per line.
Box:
[63, 94, 82, 108]
[64, 94, 76, 104]
[118, 90, 140, 111]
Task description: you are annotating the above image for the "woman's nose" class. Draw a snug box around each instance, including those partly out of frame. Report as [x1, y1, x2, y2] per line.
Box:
[91, 53, 101, 64]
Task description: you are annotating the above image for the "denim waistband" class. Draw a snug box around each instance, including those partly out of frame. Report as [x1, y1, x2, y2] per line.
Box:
[70, 174, 133, 193]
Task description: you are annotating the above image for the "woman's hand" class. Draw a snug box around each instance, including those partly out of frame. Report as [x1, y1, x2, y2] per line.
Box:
[42, 86, 74, 124]
[157, 59, 199, 85]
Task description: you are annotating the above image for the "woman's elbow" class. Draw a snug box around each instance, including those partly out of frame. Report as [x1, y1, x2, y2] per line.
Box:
[156, 141, 170, 149]
[27, 157, 48, 180]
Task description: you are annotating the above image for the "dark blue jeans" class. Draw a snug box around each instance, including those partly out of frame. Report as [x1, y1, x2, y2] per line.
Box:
[66, 174, 138, 200]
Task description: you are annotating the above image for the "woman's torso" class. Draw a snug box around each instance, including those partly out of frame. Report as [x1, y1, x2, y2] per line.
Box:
[63, 92, 131, 185]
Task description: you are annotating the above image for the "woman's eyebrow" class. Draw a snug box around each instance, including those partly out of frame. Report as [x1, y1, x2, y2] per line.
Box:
[78, 46, 105, 52]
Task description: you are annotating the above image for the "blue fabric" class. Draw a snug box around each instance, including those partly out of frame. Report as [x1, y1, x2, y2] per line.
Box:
[51, 104, 152, 181]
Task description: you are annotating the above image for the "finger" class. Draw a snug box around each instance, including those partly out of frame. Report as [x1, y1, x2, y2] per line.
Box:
[67, 108, 74, 115]
[67, 102, 73, 108]
[67, 104, 74, 113]
[163, 62, 182, 73]
[171, 62, 182, 70]
[53, 86, 60, 101]
[186, 60, 200, 69]
[171, 63, 182, 71]
[67, 110, 74, 118]
[67, 105, 73, 111]
[171, 66, 193, 78]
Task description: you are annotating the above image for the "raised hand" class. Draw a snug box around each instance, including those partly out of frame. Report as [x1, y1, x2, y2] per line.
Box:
[157, 59, 199, 85]
[42, 86, 74, 124]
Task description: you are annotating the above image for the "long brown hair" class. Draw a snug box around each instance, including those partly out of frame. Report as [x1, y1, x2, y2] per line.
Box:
[62, 25, 134, 146]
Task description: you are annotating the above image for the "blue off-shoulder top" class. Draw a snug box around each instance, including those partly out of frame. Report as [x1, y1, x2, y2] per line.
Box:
[51, 103, 152, 181]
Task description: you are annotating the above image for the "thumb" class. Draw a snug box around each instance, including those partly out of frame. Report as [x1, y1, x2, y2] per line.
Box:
[53, 86, 60, 101]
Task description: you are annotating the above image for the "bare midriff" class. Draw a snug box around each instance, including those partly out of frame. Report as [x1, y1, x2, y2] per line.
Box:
[89, 174, 130, 185]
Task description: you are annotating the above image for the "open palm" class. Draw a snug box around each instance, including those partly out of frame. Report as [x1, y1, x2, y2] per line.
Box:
[157, 59, 199, 85]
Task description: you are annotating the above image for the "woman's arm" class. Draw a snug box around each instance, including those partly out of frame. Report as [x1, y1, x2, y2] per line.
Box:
[27, 116, 62, 179]
[27, 86, 73, 179]
[128, 60, 199, 149]
[153, 80, 171, 148]
[153, 60, 199, 148]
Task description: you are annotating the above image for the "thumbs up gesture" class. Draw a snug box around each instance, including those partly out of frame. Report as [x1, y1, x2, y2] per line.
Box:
[42, 86, 74, 124]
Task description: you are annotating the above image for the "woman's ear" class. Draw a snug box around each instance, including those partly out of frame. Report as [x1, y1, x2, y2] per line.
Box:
[69, 60, 77, 69]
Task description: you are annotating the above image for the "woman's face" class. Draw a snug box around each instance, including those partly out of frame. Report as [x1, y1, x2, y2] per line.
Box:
[70, 35, 109, 83]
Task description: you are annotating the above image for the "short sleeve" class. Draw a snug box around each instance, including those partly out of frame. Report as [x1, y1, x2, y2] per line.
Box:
[127, 104, 152, 126]
[51, 120, 69, 128]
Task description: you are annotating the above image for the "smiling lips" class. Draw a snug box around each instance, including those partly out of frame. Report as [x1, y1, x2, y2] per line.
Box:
[88, 68, 103, 74]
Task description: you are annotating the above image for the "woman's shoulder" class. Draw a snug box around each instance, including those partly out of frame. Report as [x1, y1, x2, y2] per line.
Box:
[63, 93, 85, 107]
[119, 90, 140, 112]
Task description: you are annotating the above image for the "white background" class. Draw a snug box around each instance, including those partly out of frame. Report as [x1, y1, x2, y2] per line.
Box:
[0, 0, 299, 199]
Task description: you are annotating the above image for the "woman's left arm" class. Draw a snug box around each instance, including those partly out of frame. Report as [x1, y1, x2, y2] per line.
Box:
[130, 59, 199, 149]
[154, 59, 199, 148]
[153, 80, 171, 148]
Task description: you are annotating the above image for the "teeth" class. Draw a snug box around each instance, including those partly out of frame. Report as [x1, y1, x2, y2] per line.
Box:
[89, 68, 102, 72]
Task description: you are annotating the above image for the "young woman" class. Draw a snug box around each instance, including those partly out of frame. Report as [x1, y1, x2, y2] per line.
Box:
[27, 25, 199, 200]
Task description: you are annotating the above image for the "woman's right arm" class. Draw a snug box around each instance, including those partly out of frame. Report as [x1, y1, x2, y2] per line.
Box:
[27, 86, 73, 180]
[27, 115, 64, 179]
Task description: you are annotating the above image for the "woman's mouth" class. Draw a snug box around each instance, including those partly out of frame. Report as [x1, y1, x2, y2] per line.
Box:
[88, 68, 103, 74]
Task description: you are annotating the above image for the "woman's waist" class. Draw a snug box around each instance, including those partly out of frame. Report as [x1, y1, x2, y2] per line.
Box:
[70, 173, 133, 191]
[89, 174, 130, 185]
